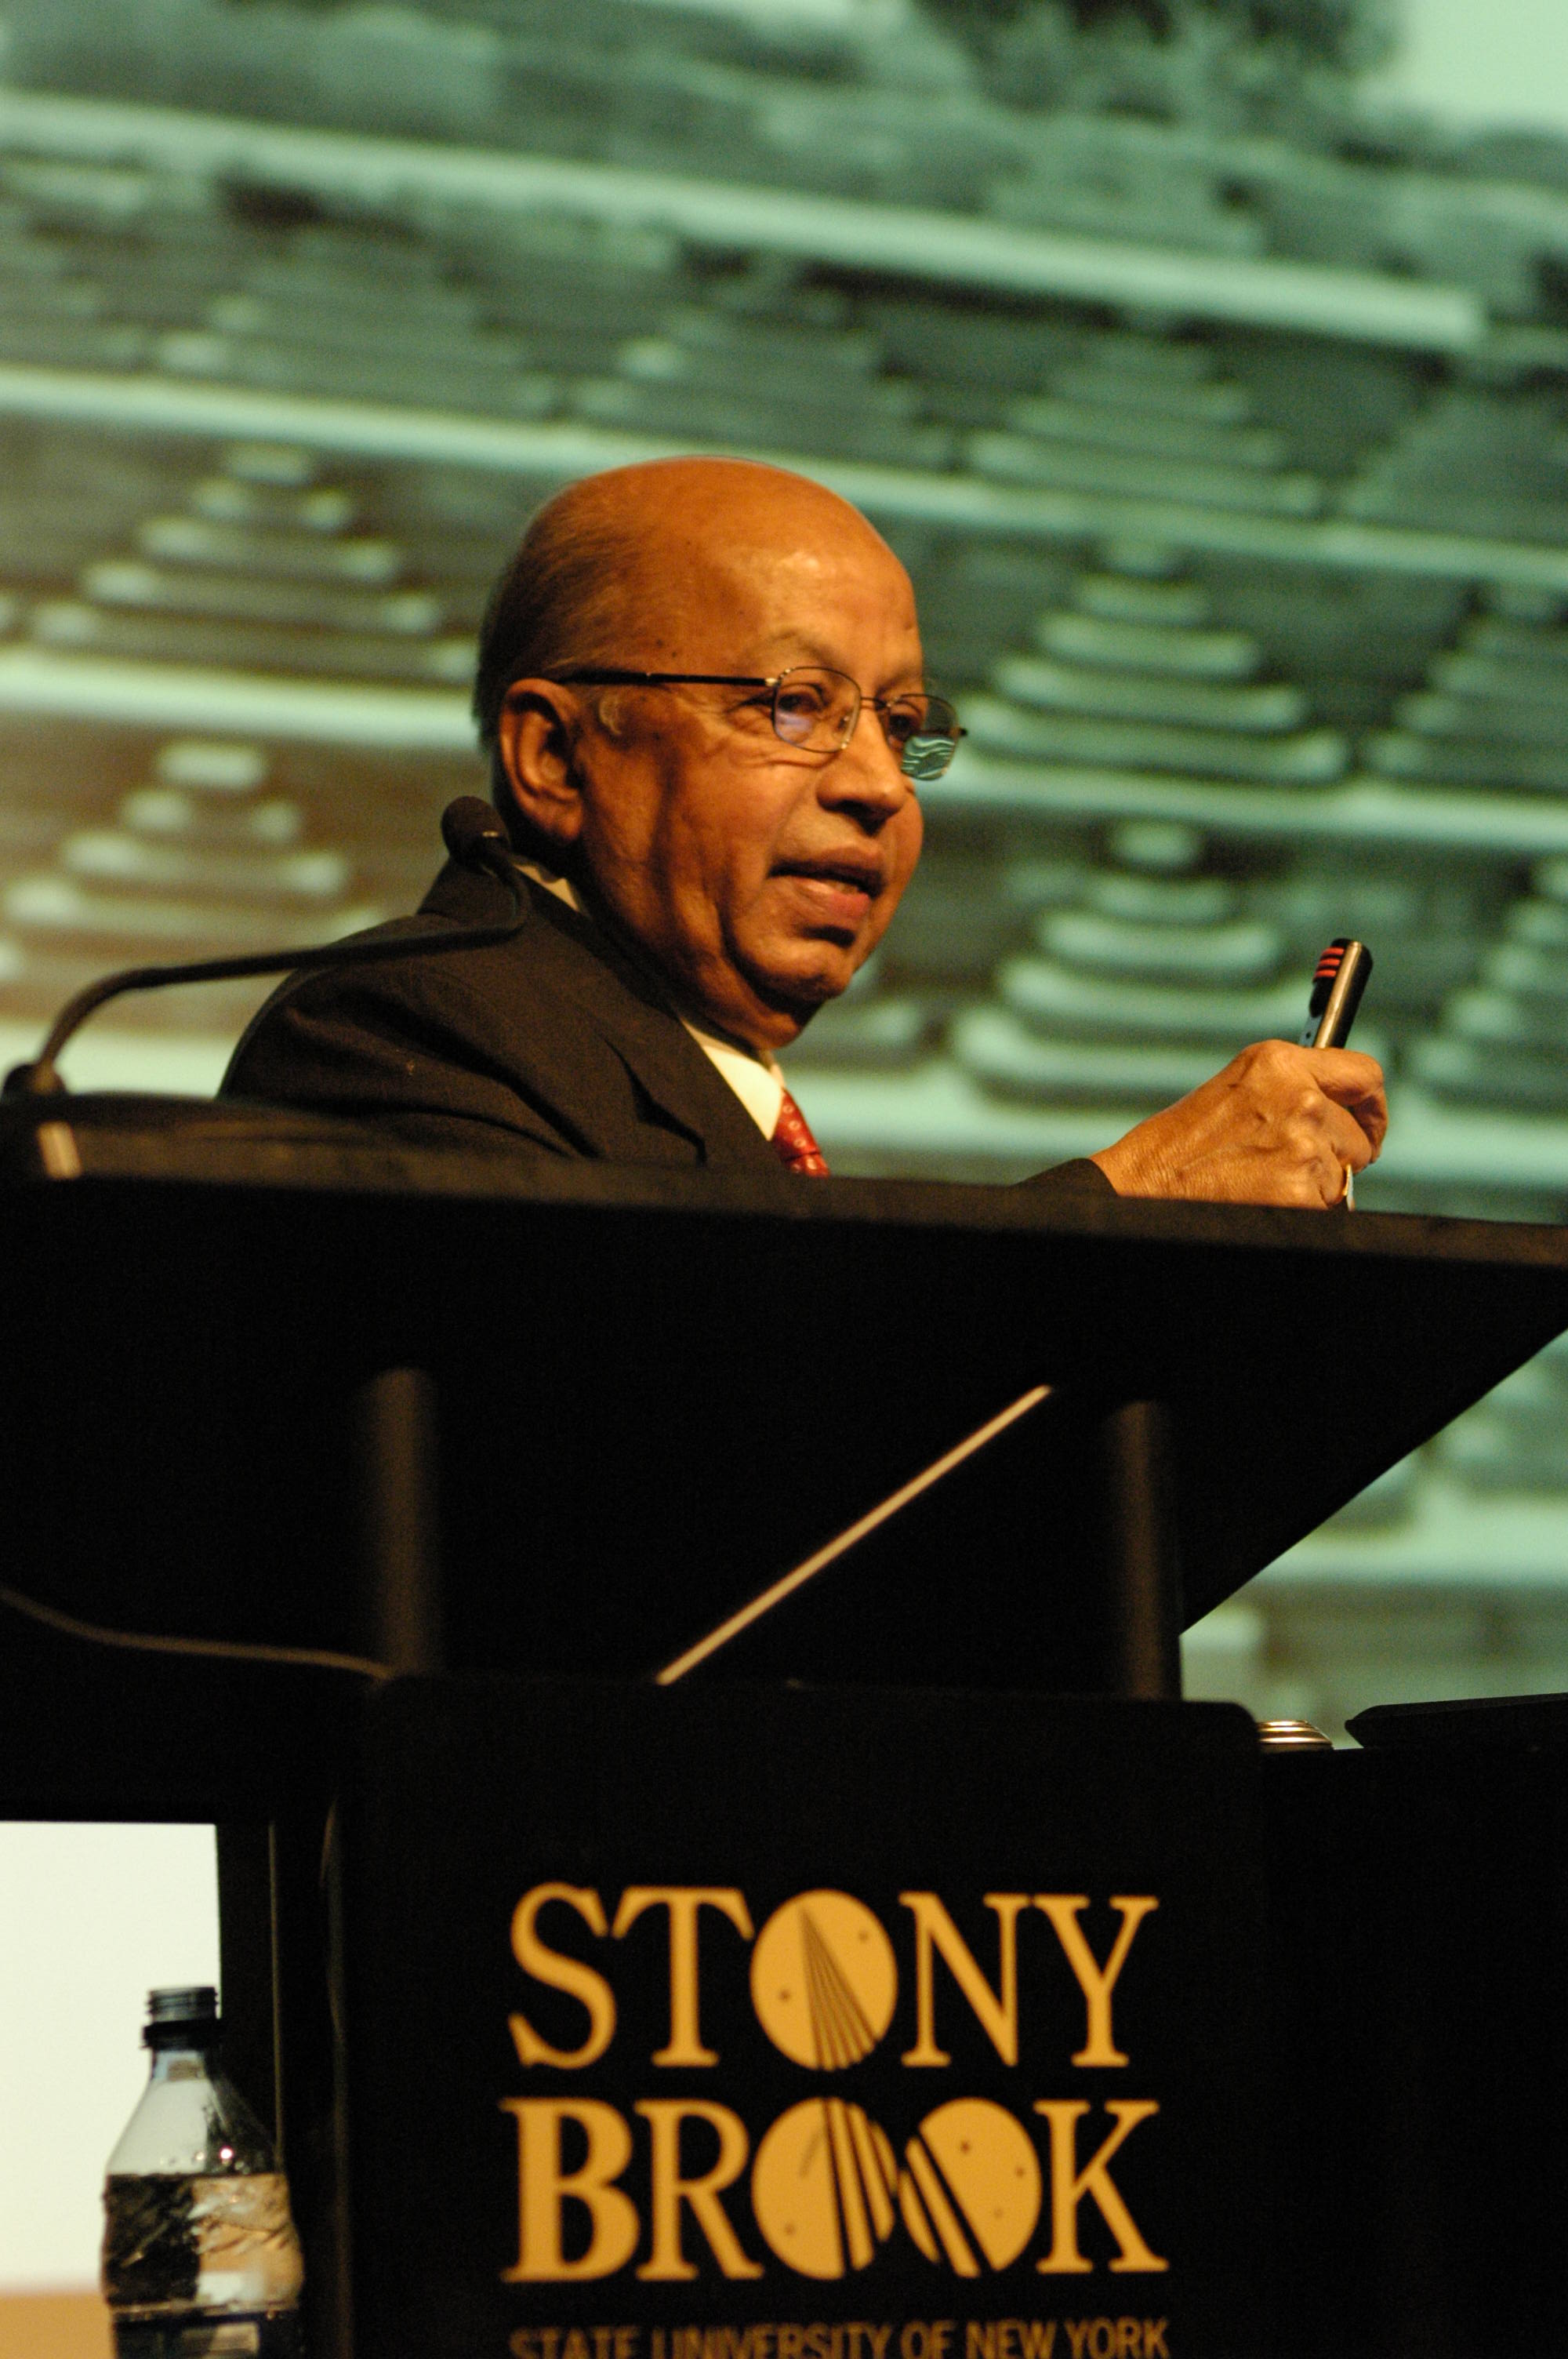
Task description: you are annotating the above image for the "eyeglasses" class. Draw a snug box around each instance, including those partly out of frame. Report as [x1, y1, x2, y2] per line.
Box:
[547, 665, 965, 783]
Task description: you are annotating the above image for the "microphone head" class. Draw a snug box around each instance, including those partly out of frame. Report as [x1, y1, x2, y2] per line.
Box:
[441, 797, 510, 867]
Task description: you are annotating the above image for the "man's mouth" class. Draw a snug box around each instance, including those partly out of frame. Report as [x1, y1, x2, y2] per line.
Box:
[773, 856, 884, 899]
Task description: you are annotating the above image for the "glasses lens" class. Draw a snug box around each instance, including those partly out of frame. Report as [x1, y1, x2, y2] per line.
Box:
[886, 695, 961, 782]
[771, 668, 857, 748]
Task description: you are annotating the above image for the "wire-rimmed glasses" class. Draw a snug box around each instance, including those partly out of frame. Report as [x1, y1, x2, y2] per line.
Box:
[547, 665, 965, 783]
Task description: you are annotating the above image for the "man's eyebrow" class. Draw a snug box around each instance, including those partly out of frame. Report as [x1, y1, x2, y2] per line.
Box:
[757, 636, 837, 669]
[761, 638, 927, 690]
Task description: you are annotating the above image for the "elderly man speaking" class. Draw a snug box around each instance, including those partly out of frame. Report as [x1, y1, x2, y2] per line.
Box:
[226, 456, 1386, 1205]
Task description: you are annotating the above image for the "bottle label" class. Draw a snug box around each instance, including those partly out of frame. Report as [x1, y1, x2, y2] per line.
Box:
[103, 2172, 304, 2316]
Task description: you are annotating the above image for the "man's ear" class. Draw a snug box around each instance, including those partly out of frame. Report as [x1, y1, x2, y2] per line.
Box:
[495, 682, 586, 852]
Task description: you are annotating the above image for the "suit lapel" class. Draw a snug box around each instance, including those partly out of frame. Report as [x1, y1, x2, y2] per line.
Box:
[420, 860, 782, 1171]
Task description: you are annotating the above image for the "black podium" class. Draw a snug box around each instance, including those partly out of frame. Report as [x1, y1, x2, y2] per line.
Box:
[6, 1115, 1568, 1703]
[3, 1111, 1568, 2357]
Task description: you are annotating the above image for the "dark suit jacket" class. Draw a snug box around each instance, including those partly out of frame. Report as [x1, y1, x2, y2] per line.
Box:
[224, 856, 1112, 1197]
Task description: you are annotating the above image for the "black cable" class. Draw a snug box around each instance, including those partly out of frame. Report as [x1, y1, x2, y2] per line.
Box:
[0, 1577, 388, 1681]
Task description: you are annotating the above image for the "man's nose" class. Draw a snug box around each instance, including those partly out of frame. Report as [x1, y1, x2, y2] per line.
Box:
[825, 704, 911, 811]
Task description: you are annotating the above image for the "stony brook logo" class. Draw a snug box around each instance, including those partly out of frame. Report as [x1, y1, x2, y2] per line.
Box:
[500, 1888, 1166, 2285]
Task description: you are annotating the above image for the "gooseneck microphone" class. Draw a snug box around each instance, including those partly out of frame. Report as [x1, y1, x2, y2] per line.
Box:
[3, 797, 526, 1098]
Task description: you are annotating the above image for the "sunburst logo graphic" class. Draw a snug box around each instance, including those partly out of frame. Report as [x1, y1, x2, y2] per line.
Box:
[750, 2097, 900, 2279]
[750, 1890, 898, 2070]
[898, 2099, 1044, 2277]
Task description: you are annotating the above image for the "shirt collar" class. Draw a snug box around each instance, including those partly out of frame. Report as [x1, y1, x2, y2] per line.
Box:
[515, 854, 583, 914]
[677, 1018, 785, 1138]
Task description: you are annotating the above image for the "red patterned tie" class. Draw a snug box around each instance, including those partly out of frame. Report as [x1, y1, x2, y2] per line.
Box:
[771, 1087, 829, 1176]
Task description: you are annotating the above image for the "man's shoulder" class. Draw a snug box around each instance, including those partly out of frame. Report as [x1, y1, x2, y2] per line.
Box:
[222, 859, 781, 1173]
[233, 860, 651, 1048]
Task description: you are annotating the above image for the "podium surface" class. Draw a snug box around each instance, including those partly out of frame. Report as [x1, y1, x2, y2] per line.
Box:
[3, 1126, 1568, 1713]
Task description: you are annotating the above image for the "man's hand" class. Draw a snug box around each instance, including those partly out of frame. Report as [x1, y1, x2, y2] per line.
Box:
[1089, 1040, 1388, 1208]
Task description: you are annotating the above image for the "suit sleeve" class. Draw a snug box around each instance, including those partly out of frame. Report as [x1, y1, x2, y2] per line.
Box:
[1016, 1157, 1116, 1198]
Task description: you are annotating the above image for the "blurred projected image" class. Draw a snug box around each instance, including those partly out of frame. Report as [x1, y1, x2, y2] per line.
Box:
[2, 0, 1568, 1731]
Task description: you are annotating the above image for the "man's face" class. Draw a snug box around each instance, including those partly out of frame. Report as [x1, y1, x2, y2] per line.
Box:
[502, 489, 926, 1052]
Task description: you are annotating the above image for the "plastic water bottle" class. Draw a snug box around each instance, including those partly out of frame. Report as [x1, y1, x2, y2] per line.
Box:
[101, 1986, 304, 2359]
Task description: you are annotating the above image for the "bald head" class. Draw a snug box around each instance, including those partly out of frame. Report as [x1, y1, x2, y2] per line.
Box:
[472, 457, 911, 769]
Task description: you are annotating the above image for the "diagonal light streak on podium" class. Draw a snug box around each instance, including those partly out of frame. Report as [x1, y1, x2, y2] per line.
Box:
[655, 1383, 1054, 1685]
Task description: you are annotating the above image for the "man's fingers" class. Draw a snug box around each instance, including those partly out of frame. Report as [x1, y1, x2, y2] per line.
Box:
[1321, 1098, 1378, 1173]
[1301, 1046, 1388, 1149]
[1318, 1153, 1352, 1209]
[1302, 1046, 1381, 1090]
